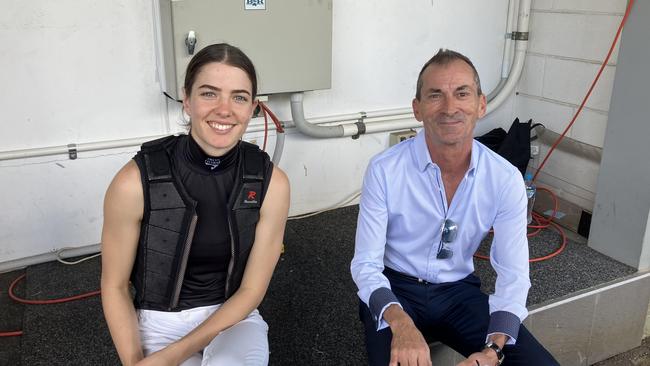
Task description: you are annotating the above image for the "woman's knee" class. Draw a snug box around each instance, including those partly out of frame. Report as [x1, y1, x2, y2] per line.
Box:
[202, 311, 269, 365]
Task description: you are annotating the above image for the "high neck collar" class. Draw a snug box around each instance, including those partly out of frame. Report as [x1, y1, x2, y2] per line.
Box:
[184, 134, 239, 173]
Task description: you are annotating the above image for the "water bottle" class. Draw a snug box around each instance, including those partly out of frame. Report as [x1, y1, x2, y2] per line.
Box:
[524, 173, 536, 224]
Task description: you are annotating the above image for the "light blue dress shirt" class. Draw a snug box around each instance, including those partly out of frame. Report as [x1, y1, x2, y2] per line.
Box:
[351, 130, 530, 344]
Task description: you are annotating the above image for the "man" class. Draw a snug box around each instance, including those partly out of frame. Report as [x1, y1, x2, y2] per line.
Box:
[351, 49, 558, 366]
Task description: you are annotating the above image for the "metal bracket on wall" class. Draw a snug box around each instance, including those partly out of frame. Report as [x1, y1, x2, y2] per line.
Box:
[512, 31, 529, 40]
[351, 112, 367, 140]
[67, 144, 77, 160]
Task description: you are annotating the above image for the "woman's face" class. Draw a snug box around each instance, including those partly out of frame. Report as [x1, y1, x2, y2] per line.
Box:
[183, 62, 257, 156]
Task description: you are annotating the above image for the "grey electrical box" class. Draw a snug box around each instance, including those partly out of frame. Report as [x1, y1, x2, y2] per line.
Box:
[158, 0, 332, 98]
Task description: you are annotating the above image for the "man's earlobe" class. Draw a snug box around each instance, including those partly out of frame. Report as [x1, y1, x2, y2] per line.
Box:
[478, 94, 487, 118]
[412, 98, 421, 121]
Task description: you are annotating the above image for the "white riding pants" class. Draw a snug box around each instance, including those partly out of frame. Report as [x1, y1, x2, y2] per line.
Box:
[137, 304, 269, 366]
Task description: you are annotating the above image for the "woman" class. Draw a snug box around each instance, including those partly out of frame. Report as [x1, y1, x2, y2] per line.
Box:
[101, 43, 290, 366]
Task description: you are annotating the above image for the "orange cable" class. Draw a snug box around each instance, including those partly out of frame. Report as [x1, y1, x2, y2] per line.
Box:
[8, 274, 101, 305]
[259, 102, 285, 133]
[533, 0, 635, 181]
[476, 0, 635, 263]
[0, 330, 23, 337]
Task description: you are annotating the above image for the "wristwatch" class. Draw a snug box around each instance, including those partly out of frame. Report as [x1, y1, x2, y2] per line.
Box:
[483, 341, 505, 365]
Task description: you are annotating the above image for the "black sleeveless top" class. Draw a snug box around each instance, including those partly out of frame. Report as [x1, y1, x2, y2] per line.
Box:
[172, 134, 273, 308]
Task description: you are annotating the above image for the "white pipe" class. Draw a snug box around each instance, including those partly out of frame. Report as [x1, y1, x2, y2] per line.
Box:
[501, 0, 518, 79]
[0, 110, 420, 162]
[306, 107, 413, 124]
[487, 0, 518, 100]
[516, 0, 531, 33]
[2, 1, 527, 160]
[271, 131, 285, 166]
[290, 93, 346, 138]
[0, 244, 101, 274]
[365, 119, 420, 134]
[152, 0, 172, 135]
[290, 0, 529, 138]
[0, 135, 167, 161]
[290, 92, 422, 139]
[486, 0, 530, 113]
[486, 48, 526, 114]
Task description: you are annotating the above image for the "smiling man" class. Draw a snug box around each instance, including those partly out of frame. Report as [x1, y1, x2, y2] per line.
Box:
[351, 49, 558, 366]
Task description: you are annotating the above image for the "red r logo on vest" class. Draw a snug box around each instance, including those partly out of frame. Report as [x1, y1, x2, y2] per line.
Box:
[244, 190, 258, 204]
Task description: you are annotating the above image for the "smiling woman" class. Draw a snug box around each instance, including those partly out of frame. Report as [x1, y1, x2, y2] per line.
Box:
[182, 44, 259, 157]
[100, 43, 290, 366]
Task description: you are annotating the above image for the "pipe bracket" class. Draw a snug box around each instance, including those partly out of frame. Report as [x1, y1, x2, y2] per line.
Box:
[352, 112, 367, 139]
[512, 32, 529, 41]
[67, 144, 77, 160]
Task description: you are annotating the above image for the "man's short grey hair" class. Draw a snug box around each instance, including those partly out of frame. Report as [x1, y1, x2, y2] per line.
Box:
[415, 48, 482, 100]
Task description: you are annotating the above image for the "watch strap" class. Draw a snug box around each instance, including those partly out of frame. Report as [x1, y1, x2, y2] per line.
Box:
[484, 341, 505, 365]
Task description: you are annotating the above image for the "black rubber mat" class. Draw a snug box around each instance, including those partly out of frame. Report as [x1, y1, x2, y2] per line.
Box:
[0, 268, 25, 365]
[19, 257, 118, 365]
[0, 205, 637, 365]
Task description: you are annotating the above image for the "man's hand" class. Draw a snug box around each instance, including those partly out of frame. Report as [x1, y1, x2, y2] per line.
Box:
[456, 333, 507, 366]
[384, 305, 432, 366]
[456, 349, 498, 366]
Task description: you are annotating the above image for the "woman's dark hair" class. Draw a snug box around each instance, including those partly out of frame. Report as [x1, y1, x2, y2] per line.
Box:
[183, 43, 258, 99]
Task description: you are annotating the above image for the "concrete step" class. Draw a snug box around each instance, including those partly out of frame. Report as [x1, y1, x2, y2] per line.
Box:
[430, 272, 650, 365]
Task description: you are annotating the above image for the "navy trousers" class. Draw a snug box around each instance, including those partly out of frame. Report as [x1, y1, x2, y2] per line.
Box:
[359, 268, 559, 366]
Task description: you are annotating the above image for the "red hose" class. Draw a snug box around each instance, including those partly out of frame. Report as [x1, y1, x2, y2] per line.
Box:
[259, 102, 285, 133]
[0, 273, 101, 337]
[0, 330, 23, 337]
[477, 0, 635, 263]
[474, 187, 566, 262]
[8, 273, 100, 305]
[533, 0, 635, 182]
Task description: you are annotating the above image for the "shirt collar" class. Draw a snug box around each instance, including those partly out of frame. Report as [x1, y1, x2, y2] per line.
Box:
[413, 130, 432, 172]
[412, 129, 479, 176]
[468, 140, 479, 177]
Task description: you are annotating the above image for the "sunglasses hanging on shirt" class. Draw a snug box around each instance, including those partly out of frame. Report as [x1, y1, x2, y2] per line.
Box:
[436, 218, 458, 259]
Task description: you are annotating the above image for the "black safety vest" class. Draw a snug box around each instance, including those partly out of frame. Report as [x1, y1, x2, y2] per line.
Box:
[130, 135, 268, 311]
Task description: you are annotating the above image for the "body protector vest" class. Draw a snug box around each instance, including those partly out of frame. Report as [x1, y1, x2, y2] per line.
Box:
[130, 135, 269, 311]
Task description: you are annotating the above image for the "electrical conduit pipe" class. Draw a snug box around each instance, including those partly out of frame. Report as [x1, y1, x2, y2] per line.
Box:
[486, 0, 530, 114]
[0, 122, 286, 164]
[487, 0, 518, 101]
[289, 0, 530, 138]
[0, 1, 529, 159]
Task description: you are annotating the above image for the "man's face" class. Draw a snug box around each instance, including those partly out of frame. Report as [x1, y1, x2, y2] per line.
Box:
[412, 60, 486, 147]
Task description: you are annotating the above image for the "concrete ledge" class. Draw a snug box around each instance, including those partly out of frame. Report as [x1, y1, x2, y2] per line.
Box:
[430, 272, 650, 365]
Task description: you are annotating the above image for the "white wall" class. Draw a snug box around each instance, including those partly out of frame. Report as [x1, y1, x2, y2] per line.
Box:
[0, 1, 166, 150]
[1, 0, 614, 268]
[515, 0, 627, 209]
[0, 0, 514, 266]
